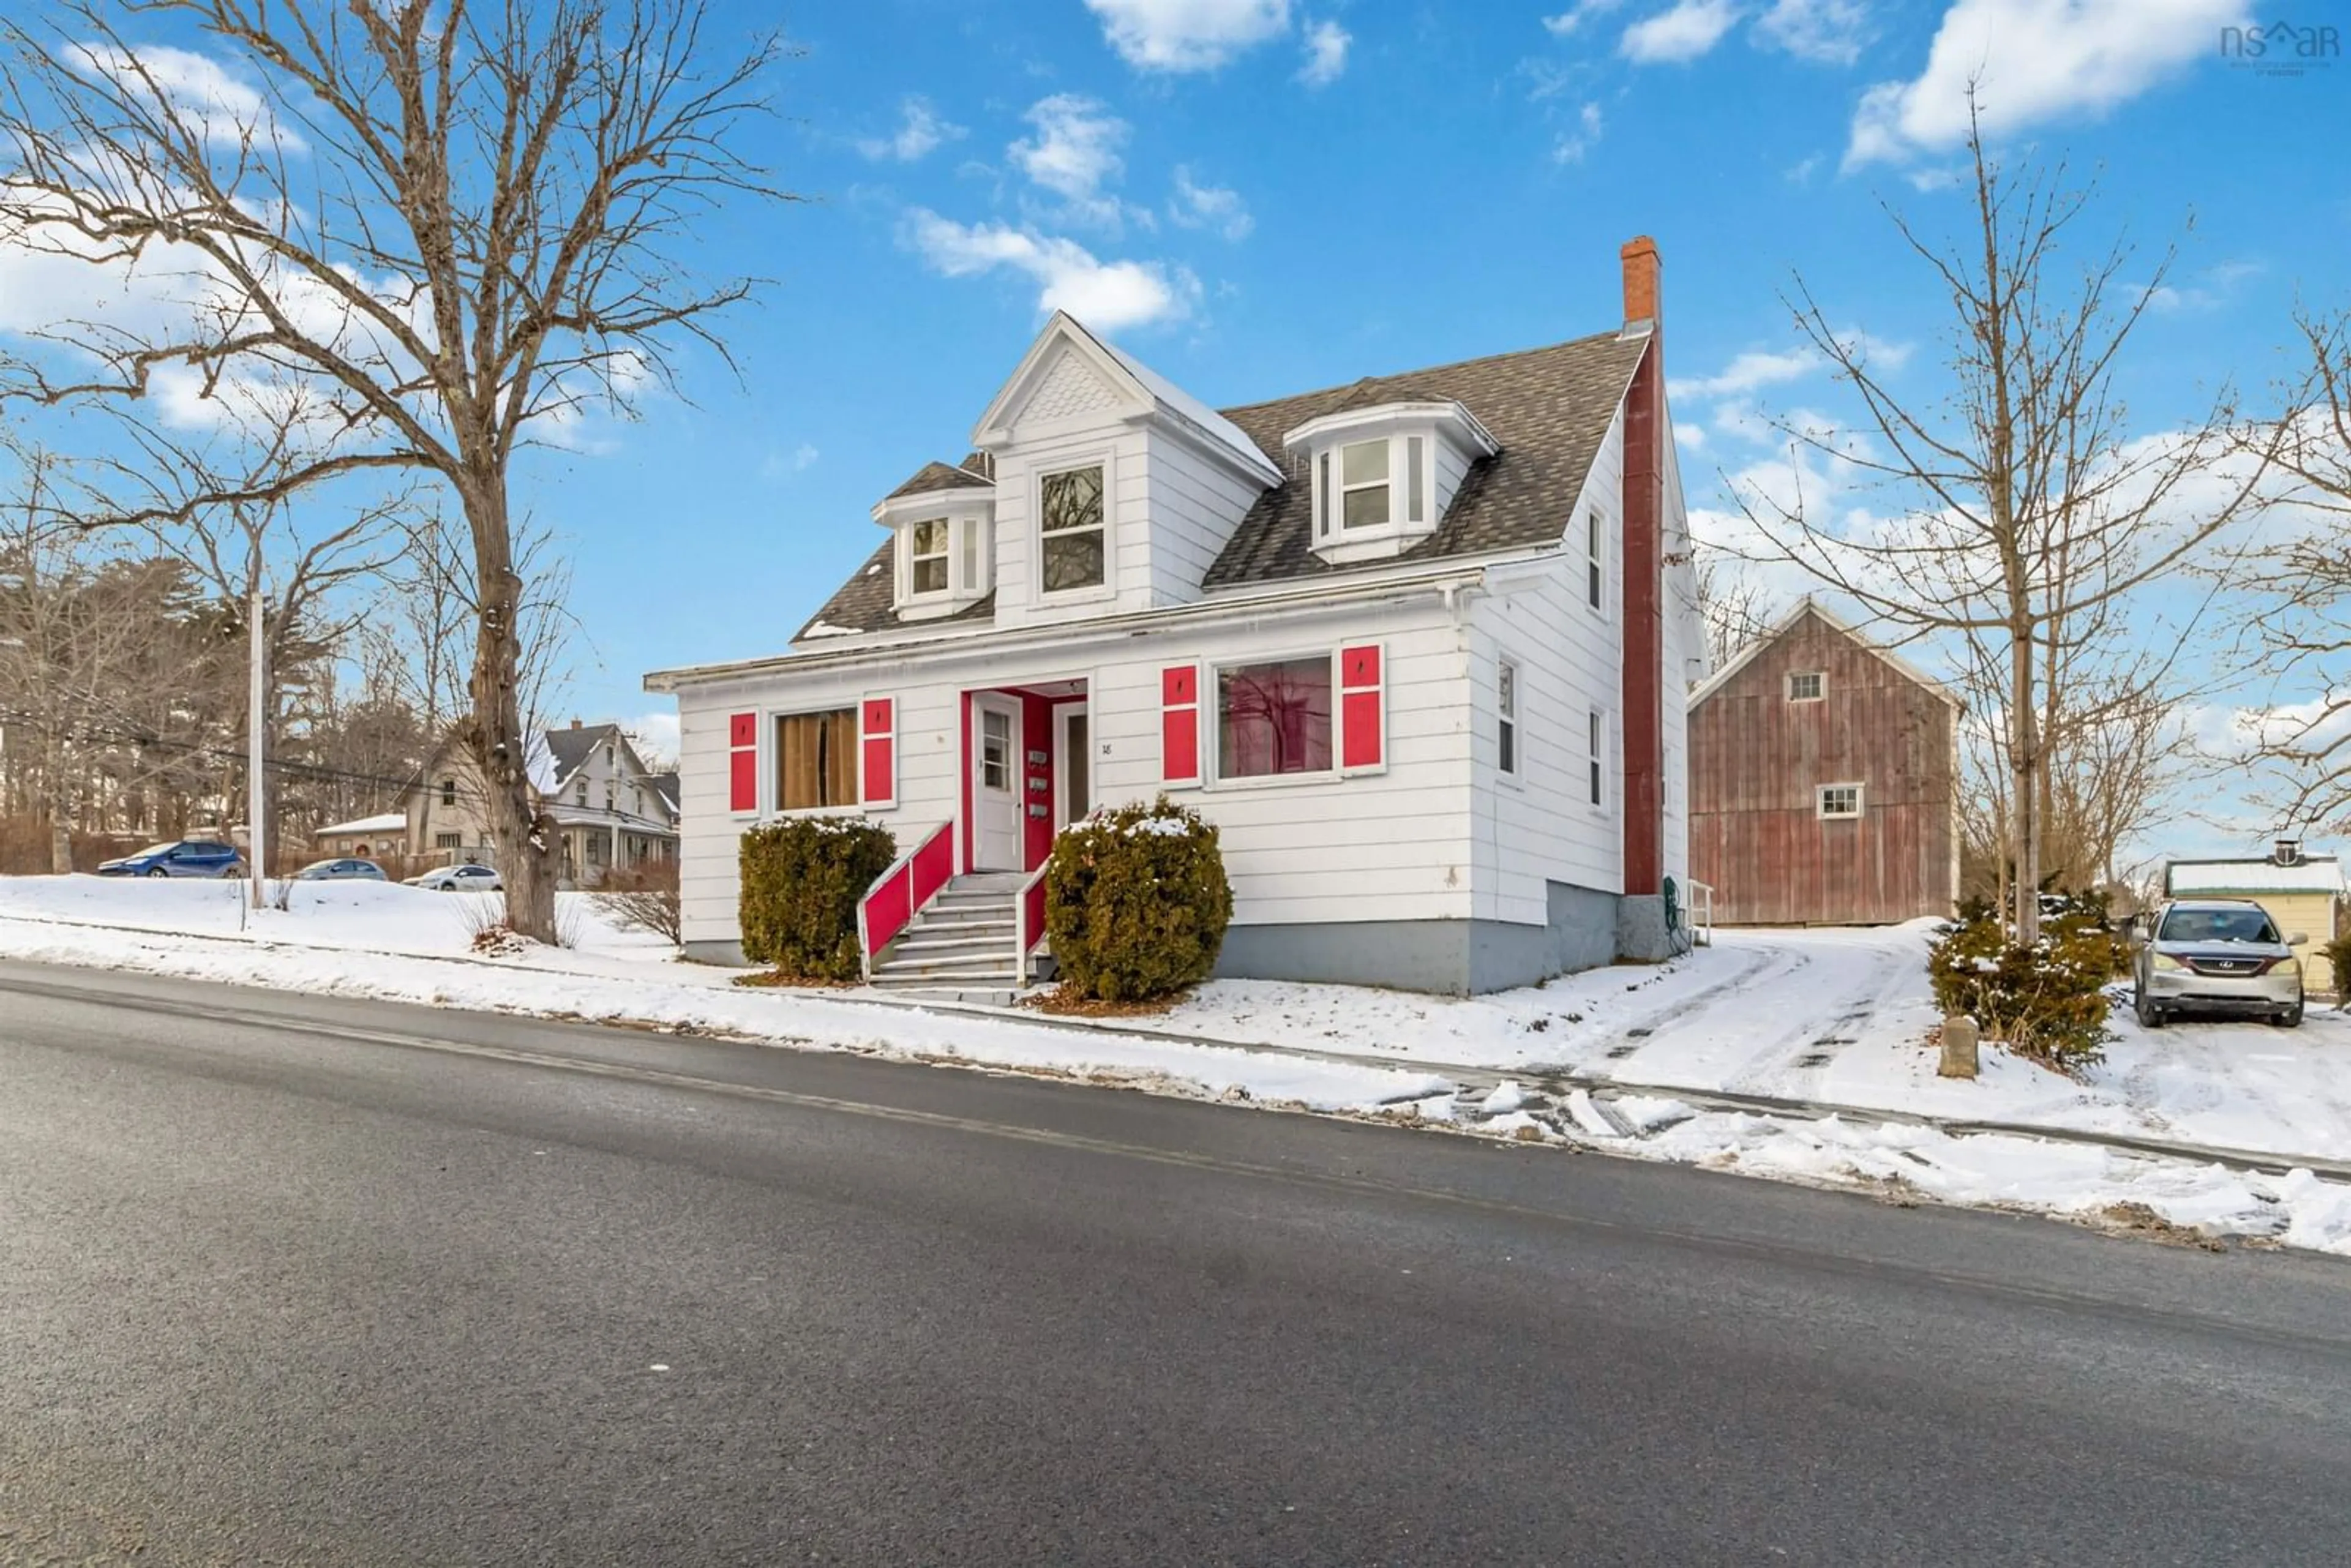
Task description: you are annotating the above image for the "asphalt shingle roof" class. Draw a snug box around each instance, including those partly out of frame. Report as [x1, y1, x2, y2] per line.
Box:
[544, 722, 620, 787]
[885, 460, 993, 500]
[792, 328, 1649, 639]
[793, 539, 997, 640]
[1202, 331, 1649, 587]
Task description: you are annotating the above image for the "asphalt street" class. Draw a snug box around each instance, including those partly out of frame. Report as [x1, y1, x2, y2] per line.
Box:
[3, 956, 2348, 1566]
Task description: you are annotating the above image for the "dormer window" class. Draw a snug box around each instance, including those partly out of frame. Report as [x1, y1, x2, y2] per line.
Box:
[1341, 439, 1390, 529]
[1288, 402, 1498, 566]
[873, 468, 994, 620]
[908, 519, 950, 596]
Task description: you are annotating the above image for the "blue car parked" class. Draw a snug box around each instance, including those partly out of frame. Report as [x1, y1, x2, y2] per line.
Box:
[96, 839, 244, 879]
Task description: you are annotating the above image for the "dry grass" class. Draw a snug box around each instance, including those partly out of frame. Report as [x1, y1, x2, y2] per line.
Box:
[730, 969, 861, 991]
[1025, 986, 1187, 1018]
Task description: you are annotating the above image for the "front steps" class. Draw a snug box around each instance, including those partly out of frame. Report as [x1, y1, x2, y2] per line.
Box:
[868, 871, 1031, 1005]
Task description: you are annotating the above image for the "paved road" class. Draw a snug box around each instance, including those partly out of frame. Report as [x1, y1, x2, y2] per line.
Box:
[4, 958, 2348, 1566]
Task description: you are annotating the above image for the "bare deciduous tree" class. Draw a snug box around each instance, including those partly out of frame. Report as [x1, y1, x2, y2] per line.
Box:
[1735, 104, 2269, 942]
[1690, 546, 1777, 675]
[2238, 309, 2351, 828]
[0, 0, 792, 937]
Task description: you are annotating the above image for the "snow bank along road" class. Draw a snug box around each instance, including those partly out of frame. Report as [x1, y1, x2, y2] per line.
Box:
[6, 965, 2349, 1565]
[2, 879, 2349, 1256]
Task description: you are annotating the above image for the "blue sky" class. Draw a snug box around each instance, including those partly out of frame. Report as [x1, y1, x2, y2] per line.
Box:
[3, 1, 2342, 855]
[532, 1, 2340, 776]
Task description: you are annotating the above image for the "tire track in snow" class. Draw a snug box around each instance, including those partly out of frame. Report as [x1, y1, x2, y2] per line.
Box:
[1592, 931, 1921, 1099]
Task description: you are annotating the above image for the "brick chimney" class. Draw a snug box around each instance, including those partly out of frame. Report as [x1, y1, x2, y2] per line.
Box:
[1619, 235, 1666, 906]
[570, 717, 583, 729]
[1621, 234, 1661, 330]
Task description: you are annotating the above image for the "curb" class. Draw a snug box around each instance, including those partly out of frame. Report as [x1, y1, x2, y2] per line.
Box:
[4, 907, 2345, 1183]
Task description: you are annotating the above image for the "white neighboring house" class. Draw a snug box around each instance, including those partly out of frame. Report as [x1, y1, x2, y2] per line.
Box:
[645, 238, 1705, 994]
[310, 812, 411, 861]
[539, 721, 681, 887]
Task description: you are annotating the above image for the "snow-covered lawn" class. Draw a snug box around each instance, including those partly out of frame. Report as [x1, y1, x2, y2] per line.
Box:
[2, 876, 2347, 1258]
[1148, 923, 2351, 1165]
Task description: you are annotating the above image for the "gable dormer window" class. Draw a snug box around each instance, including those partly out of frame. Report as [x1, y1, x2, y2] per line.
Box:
[1040, 463, 1106, 593]
[1288, 402, 1498, 567]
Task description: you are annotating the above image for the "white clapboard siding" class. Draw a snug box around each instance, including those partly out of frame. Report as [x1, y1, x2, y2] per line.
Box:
[1145, 430, 1273, 607]
[670, 595, 1475, 944]
[1463, 410, 1629, 928]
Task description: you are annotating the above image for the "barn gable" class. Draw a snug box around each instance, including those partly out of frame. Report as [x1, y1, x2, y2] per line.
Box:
[1685, 597, 1960, 926]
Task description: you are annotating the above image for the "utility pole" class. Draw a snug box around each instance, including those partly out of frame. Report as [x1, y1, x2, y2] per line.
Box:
[248, 581, 265, 909]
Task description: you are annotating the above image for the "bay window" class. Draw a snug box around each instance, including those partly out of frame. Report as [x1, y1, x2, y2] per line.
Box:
[1340, 439, 1391, 530]
[908, 518, 950, 595]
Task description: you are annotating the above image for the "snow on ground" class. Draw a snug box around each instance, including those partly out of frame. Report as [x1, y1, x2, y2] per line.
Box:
[0, 877, 1447, 1116]
[1141, 922, 2351, 1164]
[2, 876, 2349, 1258]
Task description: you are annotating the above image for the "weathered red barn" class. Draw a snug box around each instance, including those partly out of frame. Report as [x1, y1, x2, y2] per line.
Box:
[1687, 601, 1959, 926]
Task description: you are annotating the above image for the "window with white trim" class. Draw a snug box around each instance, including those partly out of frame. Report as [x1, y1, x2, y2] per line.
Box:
[1787, 670, 1825, 702]
[1818, 782, 1864, 819]
[776, 708, 858, 811]
[1216, 655, 1334, 779]
[907, 517, 950, 596]
[1498, 659, 1519, 776]
[1039, 465, 1106, 592]
[1586, 510, 1605, 612]
[1588, 710, 1606, 808]
[1340, 438, 1390, 530]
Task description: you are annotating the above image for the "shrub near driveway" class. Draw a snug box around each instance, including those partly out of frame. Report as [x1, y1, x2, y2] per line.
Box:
[1927, 893, 2129, 1071]
[1046, 796, 1233, 1004]
[739, 818, 896, 982]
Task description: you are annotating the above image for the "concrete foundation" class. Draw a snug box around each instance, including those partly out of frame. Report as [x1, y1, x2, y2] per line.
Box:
[1616, 893, 1681, 964]
[1215, 880, 1623, 996]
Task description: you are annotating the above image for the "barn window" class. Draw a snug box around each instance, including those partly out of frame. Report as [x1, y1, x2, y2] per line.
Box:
[1498, 659, 1519, 776]
[1787, 670, 1825, 702]
[775, 708, 860, 811]
[1818, 782, 1864, 819]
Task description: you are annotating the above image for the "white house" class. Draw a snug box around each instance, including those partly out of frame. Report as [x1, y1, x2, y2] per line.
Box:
[645, 237, 1705, 995]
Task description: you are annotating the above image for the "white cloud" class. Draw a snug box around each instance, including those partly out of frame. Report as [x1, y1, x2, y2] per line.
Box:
[62, 42, 304, 152]
[1553, 101, 1606, 163]
[857, 97, 965, 162]
[1084, 0, 1293, 71]
[1786, 152, 1823, 184]
[1545, 0, 1629, 37]
[903, 209, 1198, 332]
[1009, 95, 1131, 228]
[1670, 347, 1821, 400]
[1620, 0, 1744, 64]
[1845, 0, 2246, 168]
[1169, 167, 1253, 241]
[624, 713, 681, 769]
[1297, 18, 1351, 84]
[1753, 0, 1872, 65]
[1670, 332, 1911, 402]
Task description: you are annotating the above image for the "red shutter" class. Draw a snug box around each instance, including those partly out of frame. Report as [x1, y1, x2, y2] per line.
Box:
[727, 711, 758, 812]
[860, 697, 896, 809]
[1340, 645, 1384, 771]
[1161, 664, 1201, 786]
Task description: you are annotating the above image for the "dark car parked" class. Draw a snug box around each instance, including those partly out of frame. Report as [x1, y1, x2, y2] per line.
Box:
[95, 839, 243, 879]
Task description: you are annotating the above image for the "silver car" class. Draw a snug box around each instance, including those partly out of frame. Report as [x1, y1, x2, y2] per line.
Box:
[293, 858, 388, 882]
[411, 863, 503, 893]
[2131, 899, 2306, 1029]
